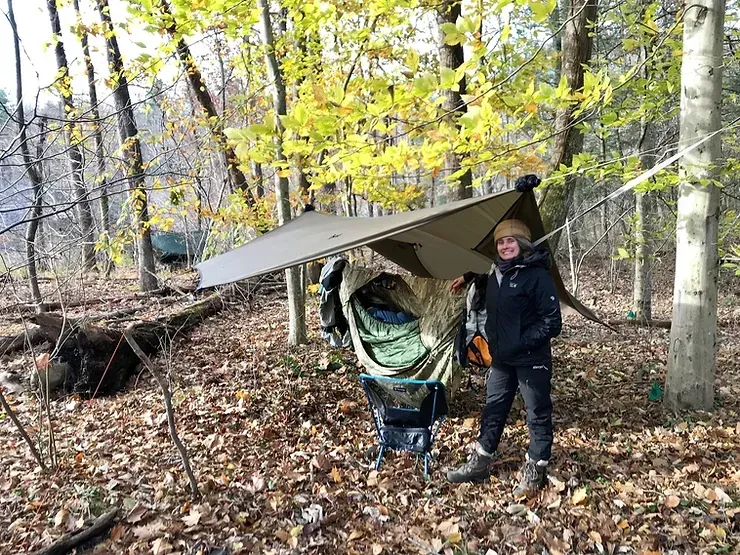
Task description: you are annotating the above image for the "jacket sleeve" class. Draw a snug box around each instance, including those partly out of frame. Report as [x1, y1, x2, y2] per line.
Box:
[463, 271, 481, 283]
[520, 269, 562, 349]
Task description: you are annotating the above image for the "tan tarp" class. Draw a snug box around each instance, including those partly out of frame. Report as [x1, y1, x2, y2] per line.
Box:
[195, 189, 603, 325]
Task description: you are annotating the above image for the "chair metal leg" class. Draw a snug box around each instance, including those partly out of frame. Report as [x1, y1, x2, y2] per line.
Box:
[375, 445, 386, 470]
[424, 452, 430, 479]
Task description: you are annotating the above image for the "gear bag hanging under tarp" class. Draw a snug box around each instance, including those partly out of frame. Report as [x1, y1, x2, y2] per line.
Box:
[456, 273, 492, 369]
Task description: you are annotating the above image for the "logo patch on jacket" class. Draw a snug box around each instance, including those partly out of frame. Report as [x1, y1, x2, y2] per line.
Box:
[509, 282, 517, 288]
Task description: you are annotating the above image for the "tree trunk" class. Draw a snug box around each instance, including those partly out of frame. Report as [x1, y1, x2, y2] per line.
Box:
[632, 190, 654, 320]
[633, 37, 655, 322]
[46, 0, 97, 271]
[9, 0, 44, 311]
[73, 0, 113, 274]
[96, 0, 158, 292]
[437, 0, 471, 200]
[666, 0, 724, 411]
[539, 0, 597, 252]
[258, 0, 306, 345]
[158, 0, 254, 201]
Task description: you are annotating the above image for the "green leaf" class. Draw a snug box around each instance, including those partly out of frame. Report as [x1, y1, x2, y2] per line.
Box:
[280, 115, 301, 132]
[293, 104, 309, 126]
[440, 67, 458, 89]
[457, 15, 480, 35]
[531, 0, 555, 23]
[413, 73, 438, 97]
[405, 50, 419, 73]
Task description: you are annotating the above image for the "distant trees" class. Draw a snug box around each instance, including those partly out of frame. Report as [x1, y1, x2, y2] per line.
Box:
[0, 0, 736, 400]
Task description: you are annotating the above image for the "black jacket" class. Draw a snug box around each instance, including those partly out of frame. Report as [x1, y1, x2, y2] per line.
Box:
[464, 249, 562, 366]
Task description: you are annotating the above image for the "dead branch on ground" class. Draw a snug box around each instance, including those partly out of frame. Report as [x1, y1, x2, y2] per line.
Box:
[123, 324, 201, 501]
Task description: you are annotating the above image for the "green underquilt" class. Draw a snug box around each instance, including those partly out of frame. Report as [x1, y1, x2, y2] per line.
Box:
[351, 299, 429, 368]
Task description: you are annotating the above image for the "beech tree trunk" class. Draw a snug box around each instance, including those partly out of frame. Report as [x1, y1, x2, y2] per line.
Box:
[539, 0, 597, 252]
[437, 0, 471, 201]
[258, 0, 306, 345]
[46, 0, 97, 271]
[9, 0, 44, 311]
[96, 0, 158, 292]
[666, 0, 725, 411]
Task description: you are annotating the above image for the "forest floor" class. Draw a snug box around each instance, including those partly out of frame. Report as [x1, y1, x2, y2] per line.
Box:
[1, 258, 740, 555]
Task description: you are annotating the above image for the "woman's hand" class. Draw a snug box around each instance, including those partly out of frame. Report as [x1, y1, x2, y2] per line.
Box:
[450, 276, 467, 293]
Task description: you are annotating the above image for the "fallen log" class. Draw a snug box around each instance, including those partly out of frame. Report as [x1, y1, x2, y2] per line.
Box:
[28, 294, 224, 397]
[607, 319, 672, 330]
[0, 327, 49, 355]
[0, 285, 197, 314]
[35, 508, 118, 555]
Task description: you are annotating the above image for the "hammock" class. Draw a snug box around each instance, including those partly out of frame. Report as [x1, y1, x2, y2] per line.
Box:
[331, 265, 465, 403]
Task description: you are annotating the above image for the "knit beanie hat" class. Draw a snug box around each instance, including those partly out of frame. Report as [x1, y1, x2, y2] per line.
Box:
[493, 219, 531, 243]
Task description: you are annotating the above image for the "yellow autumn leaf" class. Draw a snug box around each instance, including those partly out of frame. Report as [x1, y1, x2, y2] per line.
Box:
[276, 169, 291, 178]
[570, 487, 588, 505]
[524, 101, 538, 114]
[330, 467, 342, 483]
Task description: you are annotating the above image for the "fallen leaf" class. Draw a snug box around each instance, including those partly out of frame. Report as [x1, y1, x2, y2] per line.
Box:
[664, 494, 680, 508]
[372, 544, 383, 555]
[110, 525, 124, 542]
[53, 508, 69, 528]
[330, 466, 342, 483]
[714, 487, 732, 504]
[182, 509, 201, 527]
[152, 537, 171, 555]
[132, 521, 165, 540]
[127, 506, 147, 524]
[338, 399, 357, 414]
[506, 503, 528, 516]
[348, 529, 364, 541]
[548, 475, 566, 492]
[570, 487, 588, 506]
[275, 530, 290, 542]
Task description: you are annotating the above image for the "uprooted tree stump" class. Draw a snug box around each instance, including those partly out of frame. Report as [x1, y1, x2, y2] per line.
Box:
[28, 294, 224, 397]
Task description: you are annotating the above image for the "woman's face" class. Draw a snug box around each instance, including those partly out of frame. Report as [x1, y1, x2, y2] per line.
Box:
[497, 236, 520, 260]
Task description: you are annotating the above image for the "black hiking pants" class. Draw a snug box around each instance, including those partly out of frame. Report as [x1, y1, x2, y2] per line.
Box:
[477, 361, 553, 462]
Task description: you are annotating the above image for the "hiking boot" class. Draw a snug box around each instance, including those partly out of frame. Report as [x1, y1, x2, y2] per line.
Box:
[447, 443, 494, 483]
[513, 454, 548, 496]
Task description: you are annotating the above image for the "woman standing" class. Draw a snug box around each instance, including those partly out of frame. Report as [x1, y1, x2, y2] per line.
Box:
[447, 219, 562, 496]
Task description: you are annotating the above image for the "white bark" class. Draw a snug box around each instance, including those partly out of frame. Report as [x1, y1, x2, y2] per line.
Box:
[666, 0, 725, 411]
[258, 0, 306, 345]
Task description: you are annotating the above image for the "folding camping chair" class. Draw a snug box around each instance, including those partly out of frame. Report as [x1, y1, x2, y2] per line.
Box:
[359, 374, 448, 478]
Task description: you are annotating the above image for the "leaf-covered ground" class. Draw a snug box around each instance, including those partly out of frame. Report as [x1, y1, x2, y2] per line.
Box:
[1, 261, 740, 555]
